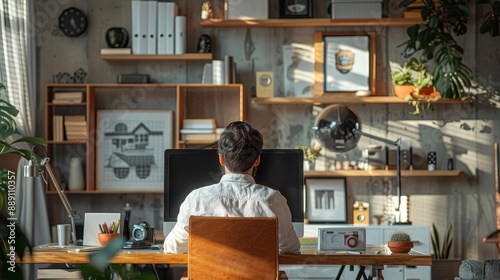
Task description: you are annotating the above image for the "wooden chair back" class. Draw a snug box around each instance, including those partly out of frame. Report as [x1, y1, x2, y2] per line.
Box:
[187, 216, 279, 280]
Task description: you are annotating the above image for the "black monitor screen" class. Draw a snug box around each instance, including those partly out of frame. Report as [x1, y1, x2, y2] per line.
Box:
[163, 149, 304, 236]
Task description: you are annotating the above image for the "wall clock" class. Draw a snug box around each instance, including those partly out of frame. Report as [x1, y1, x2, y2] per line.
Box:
[59, 7, 88, 37]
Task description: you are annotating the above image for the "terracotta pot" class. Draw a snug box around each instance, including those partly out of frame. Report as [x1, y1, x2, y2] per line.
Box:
[393, 85, 435, 99]
[387, 241, 414, 253]
[98, 233, 120, 246]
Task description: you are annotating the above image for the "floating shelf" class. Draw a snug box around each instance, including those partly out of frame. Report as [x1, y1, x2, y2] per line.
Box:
[252, 96, 474, 105]
[101, 53, 213, 61]
[305, 170, 465, 178]
[200, 18, 424, 28]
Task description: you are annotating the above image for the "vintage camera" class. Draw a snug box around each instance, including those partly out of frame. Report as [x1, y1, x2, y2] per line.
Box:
[318, 228, 366, 251]
[132, 221, 154, 243]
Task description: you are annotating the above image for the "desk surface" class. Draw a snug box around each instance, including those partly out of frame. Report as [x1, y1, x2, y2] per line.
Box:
[20, 244, 431, 266]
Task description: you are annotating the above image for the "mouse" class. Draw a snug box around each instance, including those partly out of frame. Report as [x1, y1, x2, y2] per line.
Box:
[150, 244, 161, 250]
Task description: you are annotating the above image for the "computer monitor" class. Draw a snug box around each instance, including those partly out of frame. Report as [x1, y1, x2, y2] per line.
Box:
[163, 149, 304, 237]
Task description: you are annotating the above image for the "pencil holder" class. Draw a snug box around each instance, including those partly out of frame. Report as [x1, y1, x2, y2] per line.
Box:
[98, 233, 120, 246]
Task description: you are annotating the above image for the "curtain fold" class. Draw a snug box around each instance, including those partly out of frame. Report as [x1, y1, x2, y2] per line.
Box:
[1, 1, 51, 279]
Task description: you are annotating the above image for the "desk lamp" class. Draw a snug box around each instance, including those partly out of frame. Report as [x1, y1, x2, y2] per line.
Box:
[24, 146, 78, 245]
[313, 104, 407, 224]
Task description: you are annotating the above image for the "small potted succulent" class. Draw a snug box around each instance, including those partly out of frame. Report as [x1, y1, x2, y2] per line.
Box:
[387, 231, 414, 253]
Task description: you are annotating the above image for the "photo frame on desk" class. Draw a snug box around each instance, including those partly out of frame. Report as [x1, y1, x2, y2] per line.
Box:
[314, 31, 376, 96]
[96, 110, 173, 190]
[279, 0, 312, 18]
[305, 178, 347, 223]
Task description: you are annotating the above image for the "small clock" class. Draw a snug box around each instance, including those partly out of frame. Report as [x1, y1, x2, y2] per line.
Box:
[59, 7, 88, 37]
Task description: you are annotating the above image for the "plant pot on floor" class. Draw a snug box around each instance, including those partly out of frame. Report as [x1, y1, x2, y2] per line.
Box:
[432, 258, 462, 280]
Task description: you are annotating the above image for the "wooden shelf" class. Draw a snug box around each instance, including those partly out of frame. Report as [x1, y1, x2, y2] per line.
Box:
[305, 170, 465, 178]
[200, 18, 424, 28]
[252, 96, 475, 105]
[101, 53, 213, 61]
[47, 190, 163, 194]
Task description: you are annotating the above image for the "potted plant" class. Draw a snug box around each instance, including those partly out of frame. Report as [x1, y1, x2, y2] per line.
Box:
[391, 57, 440, 114]
[431, 223, 462, 279]
[387, 231, 414, 253]
[296, 144, 322, 171]
[398, 1, 500, 101]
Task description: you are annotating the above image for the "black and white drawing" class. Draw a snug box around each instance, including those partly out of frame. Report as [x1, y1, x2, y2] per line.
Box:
[306, 178, 347, 222]
[96, 110, 173, 190]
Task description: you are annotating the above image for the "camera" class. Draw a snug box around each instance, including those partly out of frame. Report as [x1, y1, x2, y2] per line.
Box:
[318, 228, 366, 251]
[132, 221, 154, 243]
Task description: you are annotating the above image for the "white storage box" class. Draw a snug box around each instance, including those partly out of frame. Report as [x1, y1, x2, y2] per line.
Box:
[226, 0, 268, 20]
[331, 0, 383, 19]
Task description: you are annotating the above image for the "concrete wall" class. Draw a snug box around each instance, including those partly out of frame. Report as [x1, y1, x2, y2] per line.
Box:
[34, 0, 500, 260]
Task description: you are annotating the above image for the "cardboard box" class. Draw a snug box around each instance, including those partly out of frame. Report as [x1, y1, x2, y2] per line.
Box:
[331, 0, 383, 19]
[226, 0, 268, 20]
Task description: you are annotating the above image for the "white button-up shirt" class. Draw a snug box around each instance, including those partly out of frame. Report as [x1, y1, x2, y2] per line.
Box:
[164, 173, 300, 254]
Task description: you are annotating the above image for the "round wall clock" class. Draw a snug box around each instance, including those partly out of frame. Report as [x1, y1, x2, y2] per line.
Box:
[59, 7, 88, 37]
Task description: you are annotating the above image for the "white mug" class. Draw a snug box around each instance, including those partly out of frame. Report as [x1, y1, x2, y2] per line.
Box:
[57, 224, 71, 246]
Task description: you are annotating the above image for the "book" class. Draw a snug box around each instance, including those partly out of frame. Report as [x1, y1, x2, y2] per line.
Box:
[64, 115, 86, 121]
[100, 48, 132, 55]
[182, 133, 218, 141]
[183, 118, 216, 130]
[180, 128, 215, 134]
[53, 92, 83, 102]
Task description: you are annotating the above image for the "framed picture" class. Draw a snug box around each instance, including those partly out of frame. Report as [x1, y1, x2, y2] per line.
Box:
[313, 31, 376, 96]
[279, 0, 312, 18]
[305, 178, 347, 223]
[96, 110, 173, 190]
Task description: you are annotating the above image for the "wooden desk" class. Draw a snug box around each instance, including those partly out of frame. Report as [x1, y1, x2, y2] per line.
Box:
[20, 244, 431, 266]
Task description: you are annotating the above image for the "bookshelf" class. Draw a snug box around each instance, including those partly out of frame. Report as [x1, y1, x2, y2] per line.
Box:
[45, 83, 245, 193]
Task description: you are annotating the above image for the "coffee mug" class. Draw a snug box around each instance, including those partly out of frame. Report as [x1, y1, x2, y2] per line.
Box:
[57, 224, 71, 246]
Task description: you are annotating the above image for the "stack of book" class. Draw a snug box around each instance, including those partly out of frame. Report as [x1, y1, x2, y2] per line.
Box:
[52, 115, 64, 141]
[180, 119, 220, 141]
[53, 91, 84, 103]
[403, 0, 440, 18]
[100, 48, 132, 55]
[64, 115, 88, 140]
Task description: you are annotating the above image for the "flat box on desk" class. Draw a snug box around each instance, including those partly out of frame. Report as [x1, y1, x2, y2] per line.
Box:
[226, 0, 268, 20]
[331, 0, 383, 19]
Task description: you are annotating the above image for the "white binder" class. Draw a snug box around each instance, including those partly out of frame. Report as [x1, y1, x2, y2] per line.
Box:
[157, 2, 178, 54]
[146, 1, 157, 54]
[131, 0, 148, 54]
[174, 15, 186, 54]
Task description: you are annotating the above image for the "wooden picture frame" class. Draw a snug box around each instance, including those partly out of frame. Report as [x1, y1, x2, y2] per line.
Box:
[305, 178, 347, 223]
[279, 0, 312, 18]
[314, 31, 376, 96]
[96, 110, 173, 190]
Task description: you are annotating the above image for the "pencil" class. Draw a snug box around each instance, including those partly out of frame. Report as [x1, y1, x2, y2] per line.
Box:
[99, 224, 104, 234]
[115, 219, 120, 234]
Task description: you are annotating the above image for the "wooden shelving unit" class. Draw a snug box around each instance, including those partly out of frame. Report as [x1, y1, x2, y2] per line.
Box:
[45, 83, 245, 193]
[200, 18, 424, 28]
[101, 53, 213, 61]
[252, 96, 475, 105]
[305, 170, 464, 178]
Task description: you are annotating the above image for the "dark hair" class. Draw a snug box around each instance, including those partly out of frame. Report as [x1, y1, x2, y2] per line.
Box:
[217, 121, 263, 173]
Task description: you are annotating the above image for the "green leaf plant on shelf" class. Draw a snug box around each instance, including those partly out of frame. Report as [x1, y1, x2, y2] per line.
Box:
[397, 0, 500, 111]
[296, 144, 322, 171]
[391, 57, 440, 115]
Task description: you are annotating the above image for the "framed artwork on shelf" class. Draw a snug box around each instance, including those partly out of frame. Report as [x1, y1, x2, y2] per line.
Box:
[96, 110, 173, 190]
[305, 178, 347, 223]
[279, 0, 312, 18]
[313, 31, 376, 96]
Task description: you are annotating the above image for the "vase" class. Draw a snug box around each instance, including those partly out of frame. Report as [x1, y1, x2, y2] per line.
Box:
[304, 159, 315, 171]
[68, 157, 85, 190]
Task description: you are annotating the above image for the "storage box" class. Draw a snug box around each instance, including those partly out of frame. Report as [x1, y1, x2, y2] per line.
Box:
[331, 0, 383, 19]
[226, 0, 268, 20]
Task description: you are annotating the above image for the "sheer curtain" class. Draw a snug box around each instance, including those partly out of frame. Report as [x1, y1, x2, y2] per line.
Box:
[0, 0, 51, 273]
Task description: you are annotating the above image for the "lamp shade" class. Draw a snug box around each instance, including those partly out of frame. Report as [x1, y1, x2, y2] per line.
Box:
[313, 104, 362, 152]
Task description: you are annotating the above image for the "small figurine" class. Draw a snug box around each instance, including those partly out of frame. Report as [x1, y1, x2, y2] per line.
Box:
[197, 34, 211, 53]
[201, 2, 212, 19]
